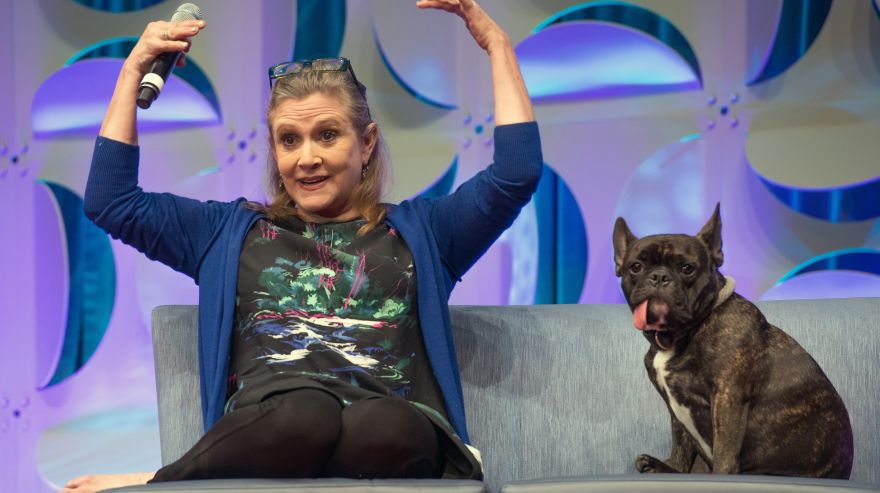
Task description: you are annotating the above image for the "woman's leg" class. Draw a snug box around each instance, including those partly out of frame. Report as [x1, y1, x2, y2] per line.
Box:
[150, 388, 342, 481]
[324, 396, 441, 478]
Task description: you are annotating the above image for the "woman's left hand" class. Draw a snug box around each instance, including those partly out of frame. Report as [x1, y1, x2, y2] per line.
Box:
[416, 0, 508, 52]
[59, 472, 155, 493]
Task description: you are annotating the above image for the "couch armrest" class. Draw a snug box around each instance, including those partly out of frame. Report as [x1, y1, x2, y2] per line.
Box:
[152, 305, 204, 465]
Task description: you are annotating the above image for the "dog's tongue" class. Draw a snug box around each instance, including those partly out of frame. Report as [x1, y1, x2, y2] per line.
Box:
[633, 300, 649, 331]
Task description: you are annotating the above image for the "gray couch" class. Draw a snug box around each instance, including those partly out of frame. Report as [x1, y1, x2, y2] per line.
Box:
[110, 298, 880, 492]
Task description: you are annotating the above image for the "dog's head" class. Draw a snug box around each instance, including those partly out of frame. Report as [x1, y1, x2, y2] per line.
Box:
[613, 204, 727, 350]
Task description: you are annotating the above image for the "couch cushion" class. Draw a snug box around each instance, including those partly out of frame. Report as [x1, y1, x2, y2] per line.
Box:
[105, 478, 486, 493]
[500, 474, 880, 492]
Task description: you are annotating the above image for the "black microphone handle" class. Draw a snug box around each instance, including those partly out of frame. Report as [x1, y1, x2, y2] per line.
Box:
[136, 51, 183, 109]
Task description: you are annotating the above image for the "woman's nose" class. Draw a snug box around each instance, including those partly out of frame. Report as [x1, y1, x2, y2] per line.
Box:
[297, 141, 322, 167]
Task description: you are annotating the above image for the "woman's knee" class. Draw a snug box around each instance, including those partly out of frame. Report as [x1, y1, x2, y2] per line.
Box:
[344, 397, 436, 444]
[259, 389, 343, 453]
[327, 397, 440, 478]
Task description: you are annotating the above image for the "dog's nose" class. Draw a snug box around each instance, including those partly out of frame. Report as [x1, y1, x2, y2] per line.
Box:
[649, 270, 672, 286]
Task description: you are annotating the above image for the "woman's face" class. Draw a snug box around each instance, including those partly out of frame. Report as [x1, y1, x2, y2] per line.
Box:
[271, 93, 376, 223]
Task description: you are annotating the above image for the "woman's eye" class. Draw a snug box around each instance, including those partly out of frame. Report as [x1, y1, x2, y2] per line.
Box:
[629, 262, 643, 274]
[681, 264, 695, 275]
[281, 134, 297, 146]
[319, 130, 337, 142]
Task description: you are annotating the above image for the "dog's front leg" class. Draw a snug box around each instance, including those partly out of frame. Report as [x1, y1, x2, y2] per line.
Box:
[636, 416, 698, 473]
[668, 415, 701, 472]
[710, 384, 749, 474]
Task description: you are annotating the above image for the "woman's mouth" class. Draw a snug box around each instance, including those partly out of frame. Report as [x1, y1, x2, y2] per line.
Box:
[298, 176, 328, 190]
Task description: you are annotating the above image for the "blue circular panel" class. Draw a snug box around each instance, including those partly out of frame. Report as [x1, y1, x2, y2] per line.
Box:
[517, 22, 700, 103]
[33, 59, 220, 137]
[521, 1, 702, 103]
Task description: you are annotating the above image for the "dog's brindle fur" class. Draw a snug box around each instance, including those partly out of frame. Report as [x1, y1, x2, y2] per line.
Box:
[613, 205, 853, 478]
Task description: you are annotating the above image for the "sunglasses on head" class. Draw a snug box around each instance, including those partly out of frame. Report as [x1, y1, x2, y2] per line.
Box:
[268, 57, 367, 99]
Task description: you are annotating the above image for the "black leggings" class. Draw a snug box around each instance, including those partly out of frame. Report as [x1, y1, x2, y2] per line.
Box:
[150, 389, 441, 481]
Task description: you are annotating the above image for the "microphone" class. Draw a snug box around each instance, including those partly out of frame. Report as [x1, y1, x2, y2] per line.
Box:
[137, 3, 204, 109]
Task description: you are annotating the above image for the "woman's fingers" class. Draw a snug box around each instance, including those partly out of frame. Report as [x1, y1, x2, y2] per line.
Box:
[417, 0, 502, 51]
[147, 20, 202, 53]
[58, 472, 153, 493]
[126, 19, 205, 75]
[59, 474, 92, 492]
[63, 474, 88, 487]
[416, 0, 461, 14]
[162, 19, 205, 41]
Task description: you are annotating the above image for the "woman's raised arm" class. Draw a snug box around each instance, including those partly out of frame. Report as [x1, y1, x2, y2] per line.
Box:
[99, 19, 206, 144]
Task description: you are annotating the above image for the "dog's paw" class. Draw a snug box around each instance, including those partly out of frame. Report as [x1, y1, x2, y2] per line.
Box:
[635, 454, 662, 473]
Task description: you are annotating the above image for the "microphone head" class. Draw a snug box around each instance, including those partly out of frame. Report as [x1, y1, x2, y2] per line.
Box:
[171, 3, 203, 22]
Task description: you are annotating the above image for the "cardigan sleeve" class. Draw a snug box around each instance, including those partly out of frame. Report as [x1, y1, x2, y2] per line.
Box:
[425, 121, 543, 281]
[84, 136, 241, 281]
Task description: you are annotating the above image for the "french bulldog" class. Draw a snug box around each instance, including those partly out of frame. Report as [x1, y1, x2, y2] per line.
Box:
[613, 204, 854, 478]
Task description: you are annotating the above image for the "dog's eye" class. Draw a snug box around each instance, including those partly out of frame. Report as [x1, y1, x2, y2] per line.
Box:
[629, 262, 643, 274]
[681, 264, 695, 275]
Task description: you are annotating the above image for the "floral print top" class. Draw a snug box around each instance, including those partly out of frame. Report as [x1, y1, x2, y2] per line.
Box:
[226, 216, 448, 423]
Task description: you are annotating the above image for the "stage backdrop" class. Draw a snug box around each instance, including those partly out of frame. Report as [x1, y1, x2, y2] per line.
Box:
[1, 0, 879, 491]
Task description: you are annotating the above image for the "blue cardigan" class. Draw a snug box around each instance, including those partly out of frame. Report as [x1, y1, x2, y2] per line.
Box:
[84, 122, 542, 444]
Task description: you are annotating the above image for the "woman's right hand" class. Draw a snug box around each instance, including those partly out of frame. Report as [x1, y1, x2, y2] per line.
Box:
[100, 18, 206, 143]
[122, 18, 206, 79]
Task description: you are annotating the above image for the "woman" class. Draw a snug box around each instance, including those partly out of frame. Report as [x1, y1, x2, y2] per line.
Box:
[62, 0, 540, 490]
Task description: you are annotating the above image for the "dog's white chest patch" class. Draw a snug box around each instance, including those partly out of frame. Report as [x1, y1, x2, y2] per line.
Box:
[652, 350, 713, 461]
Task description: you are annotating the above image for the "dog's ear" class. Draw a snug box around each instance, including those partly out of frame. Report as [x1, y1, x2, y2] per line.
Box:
[613, 217, 637, 277]
[697, 203, 723, 268]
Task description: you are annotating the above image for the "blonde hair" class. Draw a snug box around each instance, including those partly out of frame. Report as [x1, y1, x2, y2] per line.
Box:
[253, 68, 390, 235]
